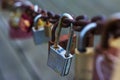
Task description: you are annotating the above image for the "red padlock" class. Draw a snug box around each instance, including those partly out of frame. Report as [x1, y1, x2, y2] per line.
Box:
[9, 6, 34, 39]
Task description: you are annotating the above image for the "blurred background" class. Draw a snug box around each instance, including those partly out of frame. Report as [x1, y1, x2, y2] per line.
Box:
[0, 0, 120, 80]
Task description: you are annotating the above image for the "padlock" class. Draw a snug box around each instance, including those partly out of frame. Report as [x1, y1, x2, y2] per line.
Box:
[32, 14, 49, 45]
[74, 22, 97, 80]
[9, 6, 33, 39]
[47, 13, 74, 76]
[74, 16, 105, 80]
[93, 13, 120, 80]
[44, 21, 53, 38]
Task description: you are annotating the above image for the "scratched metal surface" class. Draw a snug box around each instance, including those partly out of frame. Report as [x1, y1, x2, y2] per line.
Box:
[0, 0, 120, 80]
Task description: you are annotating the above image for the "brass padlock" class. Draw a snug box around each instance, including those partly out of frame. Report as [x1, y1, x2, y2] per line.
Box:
[44, 21, 53, 38]
[47, 13, 74, 76]
[74, 15, 106, 80]
[32, 14, 49, 45]
[75, 23, 97, 80]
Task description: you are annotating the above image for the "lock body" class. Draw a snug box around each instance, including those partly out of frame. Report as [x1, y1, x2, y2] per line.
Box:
[75, 48, 94, 80]
[44, 23, 52, 38]
[32, 27, 49, 44]
[47, 45, 73, 76]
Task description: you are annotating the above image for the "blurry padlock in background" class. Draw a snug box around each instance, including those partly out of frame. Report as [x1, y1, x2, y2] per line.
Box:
[9, 0, 35, 29]
[93, 13, 120, 80]
[73, 16, 92, 80]
[9, 5, 33, 39]
[47, 13, 74, 76]
[32, 14, 49, 45]
[74, 15, 106, 80]
[75, 22, 97, 80]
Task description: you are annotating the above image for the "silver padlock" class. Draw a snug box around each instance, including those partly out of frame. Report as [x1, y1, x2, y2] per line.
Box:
[32, 14, 49, 45]
[47, 13, 74, 76]
[77, 23, 97, 52]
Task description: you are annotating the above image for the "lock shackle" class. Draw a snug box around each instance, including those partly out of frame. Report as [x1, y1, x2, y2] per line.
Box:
[33, 14, 43, 30]
[77, 22, 97, 52]
[54, 13, 74, 49]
